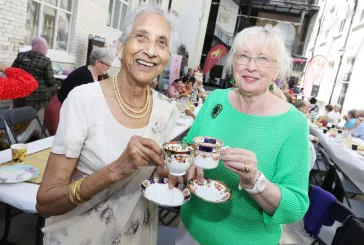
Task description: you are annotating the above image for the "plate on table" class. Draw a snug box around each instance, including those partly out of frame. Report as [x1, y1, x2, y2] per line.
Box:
[0, 165, 40, 183]
[187, 178, 232, 203]
[141, 178, 191, 207]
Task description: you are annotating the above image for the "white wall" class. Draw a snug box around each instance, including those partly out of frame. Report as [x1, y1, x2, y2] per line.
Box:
[177, 0, 211, 69]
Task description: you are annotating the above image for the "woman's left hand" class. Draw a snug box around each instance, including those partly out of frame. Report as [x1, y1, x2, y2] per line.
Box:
[220, 148, 258, 189]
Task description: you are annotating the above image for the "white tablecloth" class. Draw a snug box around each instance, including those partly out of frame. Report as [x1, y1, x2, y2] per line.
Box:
[0, 104, 202, 213]
[310, 125, 364, 193]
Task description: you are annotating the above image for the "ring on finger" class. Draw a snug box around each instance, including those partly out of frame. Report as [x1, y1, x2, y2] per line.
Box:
[244, 163, 250, 173]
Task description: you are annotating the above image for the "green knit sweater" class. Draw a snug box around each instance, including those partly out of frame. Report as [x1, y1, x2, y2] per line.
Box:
[181, 89, 310, 245]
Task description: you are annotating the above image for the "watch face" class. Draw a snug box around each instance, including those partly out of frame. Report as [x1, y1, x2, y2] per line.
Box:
[256, 176, 266, 191]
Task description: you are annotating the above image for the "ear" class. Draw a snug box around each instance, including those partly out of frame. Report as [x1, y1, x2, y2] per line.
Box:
[117, 41, 124, 59]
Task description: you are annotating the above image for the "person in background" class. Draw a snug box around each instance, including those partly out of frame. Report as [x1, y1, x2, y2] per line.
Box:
[44, 48, 113, 136]
[179, 75, 188, 95]
[58, 48, 113, 103]
[333, 104, 342, 124]
[326, 104, 340, 125]
[187, 67, 194, 77]
[338, 109, 357, 130]
[185, 77, 196, 95]
[149, 77, 159, 89]
[309, 97, 319, 118]
[195, 79, 206, 95]
[352, 110, 364, 140]
[12, 37, 55, 109]
[175, 25, 310, 245]
[294, 100, 319, 143]
[11, 37, 55, 142]
[166, 78, 181, 98]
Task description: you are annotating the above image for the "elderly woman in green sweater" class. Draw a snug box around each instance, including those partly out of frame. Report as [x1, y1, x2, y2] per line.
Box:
[175, 26, 310, 245]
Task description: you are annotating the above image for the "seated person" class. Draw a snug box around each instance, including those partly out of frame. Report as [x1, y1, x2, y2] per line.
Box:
[309, 97, 319, 118]
[339, 109, 357, 130]
[294, 100, 319, 144]
[185, 77, 196, 95]
[166, 78, 182, 98]
[352, 110, 364, 140]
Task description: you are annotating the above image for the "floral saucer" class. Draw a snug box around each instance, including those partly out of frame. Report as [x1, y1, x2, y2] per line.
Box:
[141, 178, 191, 207]
[0, 165, 40, 183]
[187, 178, 232, 203]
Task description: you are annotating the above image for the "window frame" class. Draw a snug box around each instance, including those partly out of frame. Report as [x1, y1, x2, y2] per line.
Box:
[27, 0, 74, 52]
[107, 0, 129, 31]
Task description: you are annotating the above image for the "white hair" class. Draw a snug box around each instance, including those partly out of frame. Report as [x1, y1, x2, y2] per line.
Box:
[89, 48, 114, 65]
[118, 3, 178, 53]
[226, 26, 292, 80]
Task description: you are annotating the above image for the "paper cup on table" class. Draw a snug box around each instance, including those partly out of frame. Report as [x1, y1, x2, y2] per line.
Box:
[11, 144, 28, 163]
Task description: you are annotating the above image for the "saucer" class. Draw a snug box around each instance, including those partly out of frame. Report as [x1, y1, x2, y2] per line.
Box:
[141, 178, 191, 207]
[0, 165, 40, 183]
[187, 178, 232, 203]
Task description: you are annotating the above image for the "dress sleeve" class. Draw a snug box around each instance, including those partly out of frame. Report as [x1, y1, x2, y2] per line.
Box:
[51, 87, 88, 158]
[263, 115, 310, 225]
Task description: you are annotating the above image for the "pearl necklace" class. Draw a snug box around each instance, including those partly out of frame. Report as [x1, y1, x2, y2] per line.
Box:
[112, 74, 150, 119]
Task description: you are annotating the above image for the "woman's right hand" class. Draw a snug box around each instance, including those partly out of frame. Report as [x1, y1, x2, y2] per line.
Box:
[112, 136, 165, 180]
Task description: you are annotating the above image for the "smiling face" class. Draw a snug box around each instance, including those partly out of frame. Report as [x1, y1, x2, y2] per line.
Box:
[120, 12, 171, 84]
[233, 34, 279, 96]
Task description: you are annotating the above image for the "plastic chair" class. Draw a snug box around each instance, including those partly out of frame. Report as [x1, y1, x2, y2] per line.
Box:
[4, 106, 48, 143]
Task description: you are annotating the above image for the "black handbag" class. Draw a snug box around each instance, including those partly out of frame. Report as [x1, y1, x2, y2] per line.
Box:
[332, 215, 364, 245]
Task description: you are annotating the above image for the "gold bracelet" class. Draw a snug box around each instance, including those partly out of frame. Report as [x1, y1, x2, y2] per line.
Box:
[69, 180, 79, 206]
[75, 178, 86, 203]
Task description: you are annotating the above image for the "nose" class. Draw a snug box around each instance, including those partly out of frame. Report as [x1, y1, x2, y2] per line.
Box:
[247, 57, 258, 72]
[144, 41, 157, 58]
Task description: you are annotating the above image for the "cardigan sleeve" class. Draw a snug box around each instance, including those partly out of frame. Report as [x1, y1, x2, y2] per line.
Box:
[263, 114, 310, 225]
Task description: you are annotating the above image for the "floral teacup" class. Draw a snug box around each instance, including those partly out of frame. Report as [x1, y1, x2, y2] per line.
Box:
[193, 136, 229, 169]
[163, 141, 194, 176]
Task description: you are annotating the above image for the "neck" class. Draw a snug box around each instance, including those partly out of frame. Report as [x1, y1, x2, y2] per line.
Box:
[235, 88, 271, 113]
[88, 65, 99, 81]
[117, 68, 148, 104]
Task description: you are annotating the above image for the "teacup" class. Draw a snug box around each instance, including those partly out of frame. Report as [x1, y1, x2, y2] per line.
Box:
[163, 141, 194, 176]
[11, 144, 28, 163]
[193, 136, 229, 169]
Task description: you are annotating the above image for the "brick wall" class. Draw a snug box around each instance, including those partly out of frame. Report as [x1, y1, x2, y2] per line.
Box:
[0, 0, 28, 65]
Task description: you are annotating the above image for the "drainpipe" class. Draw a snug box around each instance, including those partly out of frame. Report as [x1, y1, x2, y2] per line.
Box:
[328, 0, 358, 104]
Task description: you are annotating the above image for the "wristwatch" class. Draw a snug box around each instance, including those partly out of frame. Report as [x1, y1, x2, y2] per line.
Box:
[240, 171, 266, 195]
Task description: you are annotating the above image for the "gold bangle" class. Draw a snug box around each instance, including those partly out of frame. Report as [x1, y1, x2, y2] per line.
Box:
[69, 180, 79, 206]
[75, 178, 86, 203]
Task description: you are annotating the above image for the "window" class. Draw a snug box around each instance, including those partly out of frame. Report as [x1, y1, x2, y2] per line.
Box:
[25, 0, 73, 51]
[360, 9, 364, 22]
[107, 0, 129, 31]
[339, 20, 345, 32]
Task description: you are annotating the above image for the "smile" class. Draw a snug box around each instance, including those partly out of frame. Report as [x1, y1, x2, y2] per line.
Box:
[243, 75, 259, 83]
[136, 59, 157, 67]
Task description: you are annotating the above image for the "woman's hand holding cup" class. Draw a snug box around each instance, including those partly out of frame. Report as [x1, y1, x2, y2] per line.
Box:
[221, 148, 258, 189]
[111, 136, 165, 180]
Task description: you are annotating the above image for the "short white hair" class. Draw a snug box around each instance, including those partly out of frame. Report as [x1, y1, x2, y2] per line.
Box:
[89, 48, 114, 65]
[226, 26, 292, 80]
[334, 104, 342, 110]
[118, 3, 178, 53]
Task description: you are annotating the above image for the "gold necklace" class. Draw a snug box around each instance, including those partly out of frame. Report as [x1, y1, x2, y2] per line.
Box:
[112, 74, 151, 119]
[113, 74, 149, 114]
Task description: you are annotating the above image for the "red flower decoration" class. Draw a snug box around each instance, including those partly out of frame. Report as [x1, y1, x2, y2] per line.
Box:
[0, 68, 38, 100]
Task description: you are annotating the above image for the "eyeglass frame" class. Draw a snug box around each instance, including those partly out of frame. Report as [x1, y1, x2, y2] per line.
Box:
[233, 53, 276, 68]
[99, 60, 111, 68]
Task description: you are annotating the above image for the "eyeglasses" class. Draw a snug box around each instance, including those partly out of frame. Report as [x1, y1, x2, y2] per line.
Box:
[233, 54, 276, 68]
[99, 60, 111, 68]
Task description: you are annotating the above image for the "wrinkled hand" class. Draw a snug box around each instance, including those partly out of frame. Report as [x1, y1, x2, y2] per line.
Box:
[113, 136, 165, 178]
[156, 165, 184, 189]
[185, 163, 204, 185]
[221, 148, 258, 189]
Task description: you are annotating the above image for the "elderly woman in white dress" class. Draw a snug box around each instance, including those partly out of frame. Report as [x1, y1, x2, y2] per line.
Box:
[36, 4, 179, 245]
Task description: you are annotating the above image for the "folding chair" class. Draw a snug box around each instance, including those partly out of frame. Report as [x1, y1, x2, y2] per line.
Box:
[4, 106, 48, 143]
[309, 185, 355, 245]
[159, 206, 180, 227]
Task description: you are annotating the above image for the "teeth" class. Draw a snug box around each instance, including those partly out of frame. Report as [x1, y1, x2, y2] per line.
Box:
[137, 59, 155, 67]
